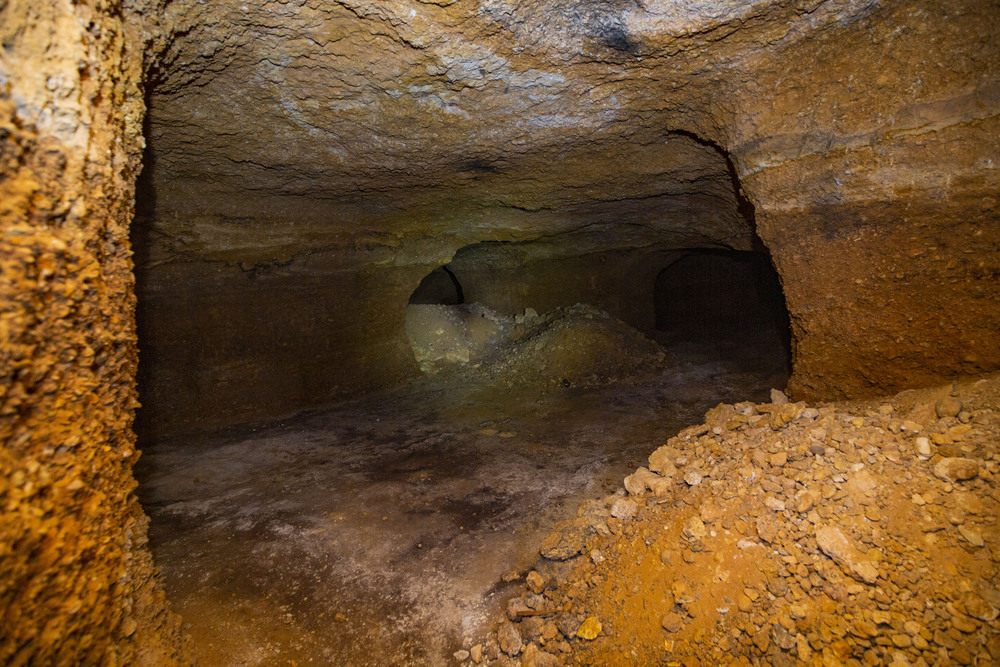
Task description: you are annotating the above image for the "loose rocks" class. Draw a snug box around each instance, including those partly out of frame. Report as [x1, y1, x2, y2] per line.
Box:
[482, 376, 1000, 666]
[933, 457, 979, 482]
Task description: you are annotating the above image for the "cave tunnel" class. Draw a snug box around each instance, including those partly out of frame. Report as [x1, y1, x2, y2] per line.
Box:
[653, 249, 792, 371]
[4, 1, 1000, 666]
[409, 266, 465, 306]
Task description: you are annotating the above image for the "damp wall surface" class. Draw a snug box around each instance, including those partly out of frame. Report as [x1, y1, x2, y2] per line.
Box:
[0, 1, 187, 664]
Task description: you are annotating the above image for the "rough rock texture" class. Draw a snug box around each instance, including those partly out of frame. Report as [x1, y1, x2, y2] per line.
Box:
[0, 1, 186, 664]
[483, 375, 1000, 666]
[132, 0, 999, 435]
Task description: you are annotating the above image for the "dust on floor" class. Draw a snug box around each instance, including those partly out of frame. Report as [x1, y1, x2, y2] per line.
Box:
[136, 353, 786, 666]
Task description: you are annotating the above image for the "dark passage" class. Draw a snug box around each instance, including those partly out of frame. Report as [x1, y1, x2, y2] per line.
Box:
[654, 249, 791, 371]
[409, 266, 464, 305]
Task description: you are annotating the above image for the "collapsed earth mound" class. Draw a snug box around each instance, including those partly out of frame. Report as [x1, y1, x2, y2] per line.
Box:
[472, 375, 1000, 666]
[406, 303, 668, 389]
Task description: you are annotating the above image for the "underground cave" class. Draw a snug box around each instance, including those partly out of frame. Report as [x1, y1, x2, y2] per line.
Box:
[1, 0, 999, 666]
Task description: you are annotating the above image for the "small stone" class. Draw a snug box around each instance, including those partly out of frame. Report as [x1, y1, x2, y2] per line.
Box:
[590, 549, 604, 564]
[961, 593, 999, 622]
[610, 498, 638, 520]
[872, 610, 892, 625]
[765, 496, 786, 512]
[951, 614, 978, 634]
[770, 451, 788, 467]
[540, 518, 590, 560]
[796, 634, 812, 661]
[661, 612, 684, 632]
[682, 516, 708, 540]
[648, 446, 681, 476]
[815, 525, 879, 584]
[498, 622, 523, 656]
[935, 396, 963, 419]
[890, 634, 912, 648]
[770, 403, 803, 429]
[756, 514, 779, 543]
[526, 571, 545, 594]
[753, 628, 771, 652]
[624, 466, 673, 497]
[623, 469, 649, 495]
[454, 649, 471, 662]
[683, 469, 703, 486]
[914, 436, 933, 459]
[576, 616, 602, 640]
[659, 549, 674, 565]
[851, 619, 878, 638]
[771, 388, 790, 405]
[470, 644, 483, 663]
[556, 614, 581, 639]
[933, 457, 979, 483]
[795, 491, 817, 513]
[958, 525, 984, 547]
[864, 506, 881, 522]
[699, 503, 723, 524]
[507, 598, 531, 621]
[672, 581, 696, 605]
[911, 493, 926, 506]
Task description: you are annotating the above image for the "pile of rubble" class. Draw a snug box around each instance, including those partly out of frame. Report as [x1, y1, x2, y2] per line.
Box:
[467, 374, 1000, 666]
[407, 303, 668, 389]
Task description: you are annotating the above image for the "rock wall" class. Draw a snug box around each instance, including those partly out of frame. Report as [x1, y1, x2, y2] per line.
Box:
[134, 0, 999, 434]
[0, 1, 186, 663]
[728, 0, 1000, 400]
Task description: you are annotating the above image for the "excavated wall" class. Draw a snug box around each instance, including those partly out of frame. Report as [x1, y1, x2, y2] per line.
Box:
[727, 0, 1000, 400]
[133, 0, 999, 437]
[2, 0, 998, 661]
[0, 1, 186, 664]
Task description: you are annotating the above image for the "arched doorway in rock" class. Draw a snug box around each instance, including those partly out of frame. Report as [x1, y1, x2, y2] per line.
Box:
[653, 248, 792, 373]
[408, 265, 464, 306]
[404, 262, 503, 375]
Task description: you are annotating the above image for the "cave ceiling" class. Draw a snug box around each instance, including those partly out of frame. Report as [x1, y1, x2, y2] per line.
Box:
[139, 0, 885, 256]
[137, 0, 997, 264]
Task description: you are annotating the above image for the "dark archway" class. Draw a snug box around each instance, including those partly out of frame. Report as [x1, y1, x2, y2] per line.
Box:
[654, 249, 791, 372]
[408, 265, 464, 305]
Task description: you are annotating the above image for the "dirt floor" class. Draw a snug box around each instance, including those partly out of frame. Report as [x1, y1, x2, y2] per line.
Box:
[137, 305, 999, 666]
[135, 306, 789, 666]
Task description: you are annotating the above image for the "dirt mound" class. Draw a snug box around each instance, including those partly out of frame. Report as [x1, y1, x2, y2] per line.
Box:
[473, 304, 668, 389]
[472, 375, 1000, 666]
[407, 303, 668, 389]
[406, 303, 513, 375]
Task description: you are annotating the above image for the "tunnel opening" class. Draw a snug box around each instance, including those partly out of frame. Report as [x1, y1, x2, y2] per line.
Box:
[409, 265, 465, 305]
[7, 1, 1000, 665]
[129, 30, 806, 662]
[653, 248, 792, 373]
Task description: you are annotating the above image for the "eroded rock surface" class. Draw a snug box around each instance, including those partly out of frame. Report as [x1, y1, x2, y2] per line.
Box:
[0, 0, 187, 663]
[133, 0, 1000, 434]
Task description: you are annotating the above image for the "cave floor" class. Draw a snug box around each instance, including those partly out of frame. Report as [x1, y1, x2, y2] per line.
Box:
[136, 349, 787, 666]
